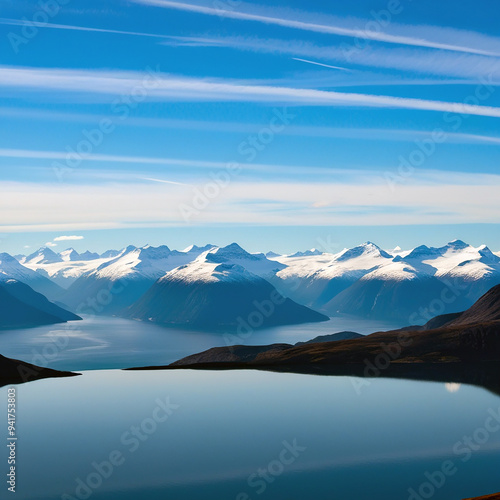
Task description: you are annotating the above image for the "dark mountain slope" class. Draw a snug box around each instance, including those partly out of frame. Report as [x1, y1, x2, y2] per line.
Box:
[447, 284, 500, 326]
[126, 267, 329, 331]
[0, 353, 78, 387]
[0, 279, 81, 329]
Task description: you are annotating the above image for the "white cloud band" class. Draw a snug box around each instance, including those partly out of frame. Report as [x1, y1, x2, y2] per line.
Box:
[1, 66, 500, 118]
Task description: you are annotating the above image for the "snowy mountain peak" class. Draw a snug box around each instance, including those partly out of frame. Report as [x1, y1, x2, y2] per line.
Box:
[448, 239, 470, 248]
[79, 251, 100, 261]
[100, 249, 121, 259]
[123, 245, 138, 254]
[406, 241, 473, 261]
[160, 256, 264, 285]
[221, 242, 247, 253]
[59, 248, 80, 262]
[0, 251, 63, 299]
[136, 245, 172, 260]
[447, 239, 469, 250]
[289, 248, 322, 258]
[266, 251, 282, 258]
[183, 243, 286, 278]
[335, 242, 392, 262]
[478, 246, 500, 264]
[88, 244, 202, 282]
[25, 247, 63, 265]
[0, 252, 20, 265]
[404, 245, 438, 260]
[59, 248, 99, 262]
[206, 243, 257, 263]
[182, 244, 215, 254]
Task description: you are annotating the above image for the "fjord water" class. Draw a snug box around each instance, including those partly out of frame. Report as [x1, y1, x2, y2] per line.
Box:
[0, 315, 400, 371]
[2, 370, 499, 500]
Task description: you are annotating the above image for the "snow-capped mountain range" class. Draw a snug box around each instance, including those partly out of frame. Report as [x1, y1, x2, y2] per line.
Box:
[5, 239, 500, 325]
[270, 240, 500, 322]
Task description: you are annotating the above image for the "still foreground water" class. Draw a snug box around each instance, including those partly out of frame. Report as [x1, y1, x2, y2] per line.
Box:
[1, 370, 499, 500]
[1, 317, 499, 499]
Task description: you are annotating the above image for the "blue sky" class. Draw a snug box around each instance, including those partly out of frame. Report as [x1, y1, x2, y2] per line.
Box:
[1, 0, 500, 254]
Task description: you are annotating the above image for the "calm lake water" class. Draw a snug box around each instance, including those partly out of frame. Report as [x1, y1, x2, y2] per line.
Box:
[0, 315, 400, 371]
[1, 370, 499, 500]
[2, 317, 498, 499]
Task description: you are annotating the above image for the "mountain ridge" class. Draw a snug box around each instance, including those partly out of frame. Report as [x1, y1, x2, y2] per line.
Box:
[8, 240, 500, 323]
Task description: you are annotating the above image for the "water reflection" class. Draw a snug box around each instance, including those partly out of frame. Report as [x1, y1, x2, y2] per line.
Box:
[1, 370, 499, 500]
[446, 382, 462, 393]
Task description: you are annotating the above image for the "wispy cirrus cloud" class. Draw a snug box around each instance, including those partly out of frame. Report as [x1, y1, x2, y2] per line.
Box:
[0, 17, 182, 41]
[0, 148, 376, 180]
[0, 148, 233, 169]
[4, 1, 500, 60]
[2, 66, 500, 117]
[2, 16, 498, 82]
[159, 34, 500, 81]
[5, 108, 500, 146]
[132, 0, 500, 56]
[3, 128, 500, 183]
